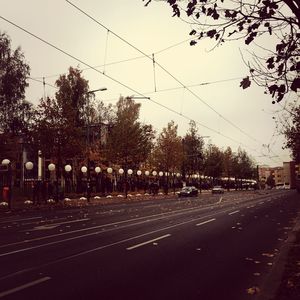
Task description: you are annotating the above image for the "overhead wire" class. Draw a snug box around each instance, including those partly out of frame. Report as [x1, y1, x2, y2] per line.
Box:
[65, 0, 264, 145]
[31, 37, 194, 80]
[0, 14, 279, 164]
[65, 0, 282, 161]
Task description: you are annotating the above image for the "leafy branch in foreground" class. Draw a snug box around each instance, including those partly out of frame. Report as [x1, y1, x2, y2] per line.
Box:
[144, 0, 300, 103]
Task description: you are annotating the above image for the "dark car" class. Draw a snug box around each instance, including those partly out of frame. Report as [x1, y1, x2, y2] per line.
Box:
[212, 186, 225, 194]
[177, 186, 199, 197]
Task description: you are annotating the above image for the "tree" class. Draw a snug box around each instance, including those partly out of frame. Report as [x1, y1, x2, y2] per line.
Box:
[144, 0, 300, 103]
[152, 120, 183, 173]
[152, 120, 183, 193]
[0, 32, 31, 135]
[55, 67, 90, 127]
[204, 143, 224, 181]
[182, 120, 204, 176]
[32, 67, 90, 166]
[284, 105, 300, 163]
[232, 147, 256, 188]
[266, 173, 275, 188]
[32, 97, 85, 160]
[223, 146, 234, 190]
[106, 96, 155, 169]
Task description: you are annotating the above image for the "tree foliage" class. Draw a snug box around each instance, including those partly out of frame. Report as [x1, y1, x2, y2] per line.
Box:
[55, 67, 90, 127]
[182, 120, 204, 175]
[232, 147, 256, 179]
[143, 0, 300, 103]
[223, 146, 233, 178]
[266, 173, 275, 188]
[284, 105, 300, 163]
[32, 67, 90, 160]
[152, 120, 183, 172]
[0, 31, 31, 135]
[32, 97, 84, 160]
[106, 97, 155, 168]
[204, 143, 224, 179]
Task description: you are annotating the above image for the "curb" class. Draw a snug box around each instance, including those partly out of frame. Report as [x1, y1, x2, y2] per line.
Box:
[256, 212, 300, 300]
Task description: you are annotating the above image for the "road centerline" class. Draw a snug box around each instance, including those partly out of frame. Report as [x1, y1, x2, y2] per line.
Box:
[126, 234, 171, 250]
[196, 218, 216, 226]
[228, 210, 240, 215]
[0, 277, 51, 298]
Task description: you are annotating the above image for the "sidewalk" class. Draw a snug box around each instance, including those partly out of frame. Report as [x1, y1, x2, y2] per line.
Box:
[258, 211, 300, 300]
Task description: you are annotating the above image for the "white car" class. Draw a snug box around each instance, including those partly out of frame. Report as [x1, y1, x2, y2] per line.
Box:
[212, 186, 224, 194]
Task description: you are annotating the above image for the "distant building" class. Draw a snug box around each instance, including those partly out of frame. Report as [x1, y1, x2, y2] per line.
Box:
[258, 162, 299, 189]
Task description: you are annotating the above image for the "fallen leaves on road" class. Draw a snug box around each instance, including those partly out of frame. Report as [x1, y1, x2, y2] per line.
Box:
[287, 279, 295, 288]
[262, 253, 275, 258]
[245, 257, 254, 261]
[246, 286, 260, 295]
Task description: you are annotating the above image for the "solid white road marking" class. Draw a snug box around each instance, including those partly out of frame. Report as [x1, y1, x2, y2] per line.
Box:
[228, 210, 240, 215]
[0, 277, 51, 298]
[30, 218, 90, 231]
[126, 234, 171, 250]
[196, 218, 216, 226]
[0, 217, 42, 225]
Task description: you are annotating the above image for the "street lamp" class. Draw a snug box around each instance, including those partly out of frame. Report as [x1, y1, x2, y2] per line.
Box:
[1, 159, 12, 209]
[85, 88, 107, 201]
[48, 163, 56, 199]
[136, 170, 142, 192]
[64, 164, 72, 194]
[95, 167, 101, 192]
[25, 161, 34, 202]
[81, 166, 89, 202]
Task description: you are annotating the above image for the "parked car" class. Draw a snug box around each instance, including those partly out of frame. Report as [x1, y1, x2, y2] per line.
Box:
[212, 186, 224, 194]
[177, 186, 199, 197]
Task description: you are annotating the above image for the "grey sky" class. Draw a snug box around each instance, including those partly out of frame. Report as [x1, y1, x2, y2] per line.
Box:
[0, 0, 295, 167]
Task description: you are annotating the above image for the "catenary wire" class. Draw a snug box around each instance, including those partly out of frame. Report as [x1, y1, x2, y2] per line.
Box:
[0, 14, 279, 164]
[65, 0, 267, 147]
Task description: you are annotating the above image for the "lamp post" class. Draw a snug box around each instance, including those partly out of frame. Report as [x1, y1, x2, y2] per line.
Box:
[158, 171, 163, 193]
[145, 170, 149, 193]
[81, 166, 89, 202]
[48, 163, 55, 199]
[1, 159, 12, 209]
[107, 167, 113, 194]
[95, 166, 101, 192]
[127, 169, 133, 196]
[64, 164, 72, 195]
[85, 88, 107, 201]
[118, 168, 125, 197]
[25, 161, 34, 202]
[137, 170, 142, 192]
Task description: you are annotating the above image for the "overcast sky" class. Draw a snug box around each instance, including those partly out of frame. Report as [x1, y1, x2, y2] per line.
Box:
[0, 0, 296, 167]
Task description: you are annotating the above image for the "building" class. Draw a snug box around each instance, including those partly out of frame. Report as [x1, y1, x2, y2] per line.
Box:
[258, 162, 299, 189]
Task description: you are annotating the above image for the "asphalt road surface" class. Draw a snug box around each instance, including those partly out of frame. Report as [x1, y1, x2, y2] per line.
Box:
[0, 190, 299, 300]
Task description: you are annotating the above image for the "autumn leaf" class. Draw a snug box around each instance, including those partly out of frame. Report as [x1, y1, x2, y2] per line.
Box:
[240, 76, 251, 89]
[246, 286, 260, 295]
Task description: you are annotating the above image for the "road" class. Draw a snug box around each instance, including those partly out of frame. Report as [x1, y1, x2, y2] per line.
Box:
[0, 190, 299, 300]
